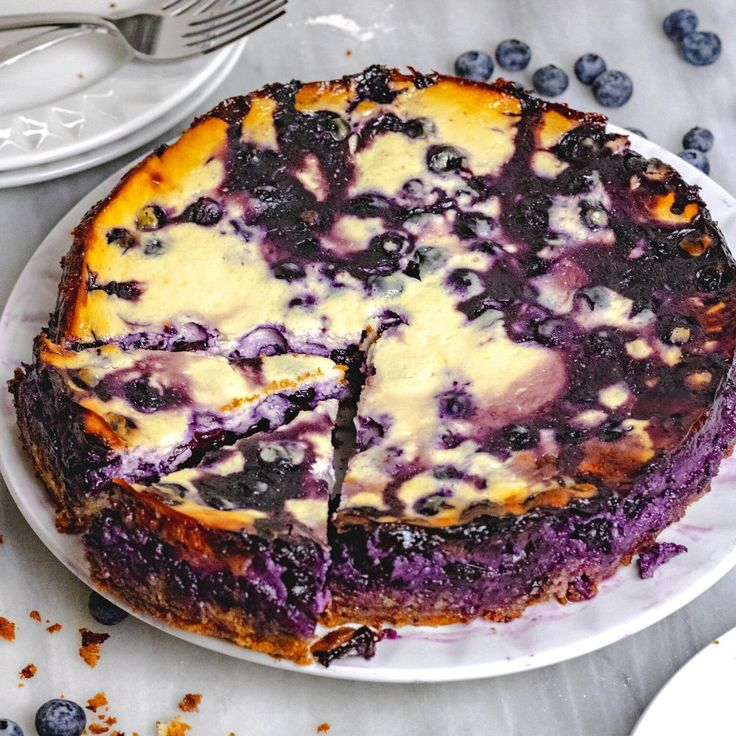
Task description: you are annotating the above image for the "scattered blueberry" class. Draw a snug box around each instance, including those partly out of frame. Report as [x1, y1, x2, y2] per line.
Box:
[426, 145, 466, 174]
[182, 197, 223, 226]
[454, 50, 494, 82]
[626, 127, 648, 139]
[0, 720, 23, 736]
[532, 65, 569, 97]
[35, 700, 86, 736]
[662, 8, 698, 41]
[678, 149, 710, 174]
[679, 31, 721, 65]
[592, 70, 633, 107]
[88, 590, 128, 626]
[495, 39, 531, 71]
[683, 126, 714, 151]
[574, 53, 607, 85]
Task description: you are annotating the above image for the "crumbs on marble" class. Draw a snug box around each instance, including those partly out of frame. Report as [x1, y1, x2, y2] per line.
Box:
[29, 610, 42, 622]
[79, 628, 110, 667]
[47, 622, 63, 634]
[178, 693, 202, 713]
[317, 724, 331, 733]
[0, 616, 16, 641]
[156, 716, 191, 736]
[19, 663, 37, 679]
[77, 73, 85, 80]
[713, 639, 720, 645]
[0, 532, 4, 544]
[345, 49, 352, 56]
[87, 692, 109, 712]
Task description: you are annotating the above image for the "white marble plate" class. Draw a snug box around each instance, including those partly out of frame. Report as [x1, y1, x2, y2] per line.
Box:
[0, 0, 243, 172]
[0, 38, 244, 189]
[631, 624, 736, 735]
[1, 127, 736, 683]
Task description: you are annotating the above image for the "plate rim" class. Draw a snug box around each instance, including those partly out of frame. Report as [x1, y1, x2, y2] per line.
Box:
[1, 124, 736, 683]
[0, 32, 237, 172]
[0, 39, 245, 189]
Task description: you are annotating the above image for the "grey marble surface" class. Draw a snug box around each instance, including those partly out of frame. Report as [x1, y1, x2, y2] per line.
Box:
[1, 0, 736, 733]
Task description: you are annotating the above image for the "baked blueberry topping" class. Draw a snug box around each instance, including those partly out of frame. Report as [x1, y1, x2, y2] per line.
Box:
[105, 227, 136, 252]
[592, 70, 633, 107]
[427, 145, 466, 174]
[679, 31, 721, 65]
[88, 590, 128, 625]
[679, 149, 710, 174]
[532, 65, 569, 97]
[35, 700, 86, 736]
[182, 197, 223, 226]
[438, 387, 475, 419]
[454, 50, 494, 82]
[663, 9, 698, 41]
[135, 205, 166, 231]
[273, 261, 306, 281]
[123, 377, 186, 413]
[446, 268, 485, 297]
[574, 54, 607, 85]
[495, 39, 531, 71]
[682, 126, 714, 152]
[143, 238, 165, 256]
[505, 425, 539, 450]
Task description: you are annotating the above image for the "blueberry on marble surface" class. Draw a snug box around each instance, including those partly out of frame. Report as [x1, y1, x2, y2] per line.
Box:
[573, 53, 607, 85]
[532, 65, 569, 96]
[678, 149, 710, 174]
[592, 70, 633, 107]
[0, 721, 23, 736]
[683, 126, 714, 151]
[680, 31, 721, 65]
[495, 39, 531, 71]
[35, 700, 86, 736]
[662, 9, 698, 41]
[89, 590, 128, 626]
[453, 50, 494, 81]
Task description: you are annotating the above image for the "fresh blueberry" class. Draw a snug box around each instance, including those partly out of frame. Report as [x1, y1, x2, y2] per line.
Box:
[495, 39, 531, 71]
[574, 53, 607, 85]
[454, 50, 494, 82]
[35, 700, 86, 736]
[0, 720, 23, 736]
[682, 126, 714, 151]
[626, 127, 648, 139]
[532, 65, 569, 96]
[680, 31, 721, 65]
[678, 149, 710, 174]
[662, 9, 698, 41]
[592, 70, 633, 107]
[89, 590, 128, 626]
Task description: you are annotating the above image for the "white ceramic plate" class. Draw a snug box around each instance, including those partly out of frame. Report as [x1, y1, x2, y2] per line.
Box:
[0, 38, 244, 189]
[631, 624, 736, 735]
[1, 128, 736, 683]
[0, 0, 243, 172]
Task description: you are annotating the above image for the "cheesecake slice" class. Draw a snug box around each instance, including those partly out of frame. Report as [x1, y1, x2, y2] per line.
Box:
[84, 401, 338, 662]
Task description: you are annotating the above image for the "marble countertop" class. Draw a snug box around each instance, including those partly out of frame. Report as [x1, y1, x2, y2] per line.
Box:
[2, 0, 736, 733]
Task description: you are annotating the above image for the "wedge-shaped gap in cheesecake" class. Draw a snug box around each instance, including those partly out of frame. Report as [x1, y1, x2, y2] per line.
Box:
[11, 335, 349, 531]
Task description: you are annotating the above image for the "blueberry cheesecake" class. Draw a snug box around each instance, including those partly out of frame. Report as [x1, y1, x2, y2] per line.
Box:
[12, 66, 736, 662]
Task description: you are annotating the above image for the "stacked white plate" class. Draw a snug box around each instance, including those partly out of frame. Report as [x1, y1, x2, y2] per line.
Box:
[0, 0, 245, 188]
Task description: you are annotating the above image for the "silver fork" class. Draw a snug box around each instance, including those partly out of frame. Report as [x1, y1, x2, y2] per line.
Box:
[0, 0, 287, 63]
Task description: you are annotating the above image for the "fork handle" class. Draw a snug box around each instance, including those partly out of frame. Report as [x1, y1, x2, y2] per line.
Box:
[0, 13, 113, 33]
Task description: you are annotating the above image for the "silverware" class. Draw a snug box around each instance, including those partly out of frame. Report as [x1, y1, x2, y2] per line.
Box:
[0, 0, 287, 64]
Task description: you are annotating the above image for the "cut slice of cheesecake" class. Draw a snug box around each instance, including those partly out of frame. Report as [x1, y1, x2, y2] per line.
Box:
[84, 401, 338, 663]
[12, 336, 346, 529]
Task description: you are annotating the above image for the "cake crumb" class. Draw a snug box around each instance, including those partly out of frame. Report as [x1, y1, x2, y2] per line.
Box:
[156, 717, 191, 736]
[89, 724, 109, 734]
[0, 616, 16, 641]
[47, 622, 62, 634]
[316, 723, 330, 733]
[77, 73, 85, 80]
[713, 639, 720, 645]
[87, 692, 109, 712]
[105, 717, 117, 727]
[0, 533, 4, 543]
[79, 628, 110, 667]
[19, 663, 37, 679]
[29, 610, 42, 622]
[345, 49, 352, 56]
[178, 693, 202, 712]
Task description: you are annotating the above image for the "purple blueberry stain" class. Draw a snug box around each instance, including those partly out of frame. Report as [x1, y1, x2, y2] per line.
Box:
[637, 542, 688, 579]
[438, 386, 475, 419]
